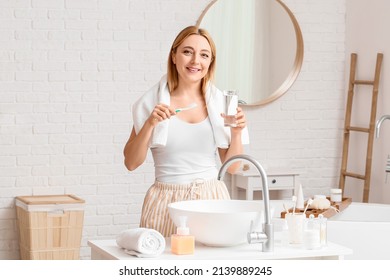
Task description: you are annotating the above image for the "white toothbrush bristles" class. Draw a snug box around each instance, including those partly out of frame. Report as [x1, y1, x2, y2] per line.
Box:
[303, 198, 314, 215]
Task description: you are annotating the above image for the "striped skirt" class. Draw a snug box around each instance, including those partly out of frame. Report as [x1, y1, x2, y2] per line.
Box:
[139, 178, 230, 237]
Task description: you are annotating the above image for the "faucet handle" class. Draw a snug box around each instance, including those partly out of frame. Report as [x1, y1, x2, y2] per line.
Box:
[247, 231, 267, 244]
[247, 220, 267, 244]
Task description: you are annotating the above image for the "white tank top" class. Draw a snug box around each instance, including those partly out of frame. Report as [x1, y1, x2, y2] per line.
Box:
[151, 116, 218, 184]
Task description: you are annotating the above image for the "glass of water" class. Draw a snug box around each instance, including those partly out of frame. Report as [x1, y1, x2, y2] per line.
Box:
[223, 90, 238, 127]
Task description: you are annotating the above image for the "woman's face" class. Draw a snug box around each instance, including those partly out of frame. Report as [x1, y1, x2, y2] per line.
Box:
[172, 34, 213, 85]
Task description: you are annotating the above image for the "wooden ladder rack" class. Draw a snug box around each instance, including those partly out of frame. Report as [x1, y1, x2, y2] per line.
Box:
[339, 53, 383, 202]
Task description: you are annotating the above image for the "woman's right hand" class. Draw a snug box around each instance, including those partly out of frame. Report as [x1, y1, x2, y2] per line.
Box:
[148, 103, 176, 127]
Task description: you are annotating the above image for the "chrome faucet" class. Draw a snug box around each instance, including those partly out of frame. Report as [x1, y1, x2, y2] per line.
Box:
[217, 154, 274, 252]
[375, 115, 390, 138]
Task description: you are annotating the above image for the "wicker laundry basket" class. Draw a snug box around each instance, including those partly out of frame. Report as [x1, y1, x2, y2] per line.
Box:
[15, 194, 85, 260]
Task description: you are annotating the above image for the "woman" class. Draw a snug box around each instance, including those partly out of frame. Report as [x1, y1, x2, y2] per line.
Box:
[123, 26, 249, 237]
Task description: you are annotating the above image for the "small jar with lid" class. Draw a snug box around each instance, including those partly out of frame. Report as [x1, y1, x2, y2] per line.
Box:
[330, 188, 342, 203]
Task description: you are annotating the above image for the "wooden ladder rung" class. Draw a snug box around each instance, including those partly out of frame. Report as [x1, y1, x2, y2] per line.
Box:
[353, 80, 374, 85]
[342, 171, 366, 180]
[345, 126, 370, 133]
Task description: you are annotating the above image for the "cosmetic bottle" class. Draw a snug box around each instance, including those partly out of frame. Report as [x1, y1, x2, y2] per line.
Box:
[318, 214, 327, 247]
[303, 214, 321, 250]
[171, 216, 195, 255]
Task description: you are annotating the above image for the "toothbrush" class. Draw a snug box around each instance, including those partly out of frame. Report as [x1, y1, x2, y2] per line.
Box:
[291, 195, 297, 215]
[303, 198, 314, 215]
[175, 103, 197, 113]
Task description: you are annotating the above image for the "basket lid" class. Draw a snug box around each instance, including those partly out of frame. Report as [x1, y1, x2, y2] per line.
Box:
[16, 194, 84, 205]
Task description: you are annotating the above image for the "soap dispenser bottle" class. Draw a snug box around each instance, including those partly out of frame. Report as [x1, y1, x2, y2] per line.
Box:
[171, 216, 195, 255]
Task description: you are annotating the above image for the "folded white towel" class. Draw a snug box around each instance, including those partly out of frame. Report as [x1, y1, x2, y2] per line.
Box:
[132, 75, 249, 148]
[116, 228, 166, 258]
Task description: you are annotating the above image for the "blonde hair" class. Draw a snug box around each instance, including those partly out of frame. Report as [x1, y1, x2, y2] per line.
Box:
[167, 26, 216, 97]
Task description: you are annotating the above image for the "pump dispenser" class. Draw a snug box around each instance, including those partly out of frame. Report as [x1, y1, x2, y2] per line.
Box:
[171, 216, 195, 255]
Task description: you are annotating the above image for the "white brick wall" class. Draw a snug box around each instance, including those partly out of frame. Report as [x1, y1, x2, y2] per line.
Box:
[0, 0, 346, 259]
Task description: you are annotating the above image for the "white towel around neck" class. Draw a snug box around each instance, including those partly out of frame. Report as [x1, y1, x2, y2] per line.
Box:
[132, 75, 249, 148]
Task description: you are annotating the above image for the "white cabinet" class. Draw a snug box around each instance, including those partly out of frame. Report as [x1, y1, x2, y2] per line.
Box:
[231, 169, 299, 200]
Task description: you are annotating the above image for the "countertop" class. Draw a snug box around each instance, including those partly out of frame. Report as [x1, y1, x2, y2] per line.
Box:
[88, 237, 352, 260]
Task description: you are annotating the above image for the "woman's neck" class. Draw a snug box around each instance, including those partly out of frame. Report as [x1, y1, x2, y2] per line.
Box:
[171, 81, 204, 102]
[171, 81, 201, 98]
[170, 81, 205, 109]
[170, 80, 208, 123]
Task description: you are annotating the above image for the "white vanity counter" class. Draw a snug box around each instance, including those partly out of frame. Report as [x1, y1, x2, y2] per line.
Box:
[88, 238, 352, 260]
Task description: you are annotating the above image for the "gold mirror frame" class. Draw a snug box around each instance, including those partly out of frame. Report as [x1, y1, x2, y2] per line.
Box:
[196, 0, 304, 106]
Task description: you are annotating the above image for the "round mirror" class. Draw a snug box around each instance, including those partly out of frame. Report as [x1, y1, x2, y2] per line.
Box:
[197, 0, 304, 106]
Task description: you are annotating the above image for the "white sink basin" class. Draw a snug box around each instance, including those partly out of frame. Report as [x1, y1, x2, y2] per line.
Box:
[167, 199, 274, 247]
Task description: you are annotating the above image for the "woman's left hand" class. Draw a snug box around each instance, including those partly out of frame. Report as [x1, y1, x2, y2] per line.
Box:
[232, 107, 246, 131]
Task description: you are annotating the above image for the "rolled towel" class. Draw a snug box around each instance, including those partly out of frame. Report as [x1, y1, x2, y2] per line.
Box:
[116, 228, 166, 258]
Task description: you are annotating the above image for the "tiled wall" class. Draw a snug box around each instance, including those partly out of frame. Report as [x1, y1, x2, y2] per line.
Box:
[0, 0, 346, 259]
